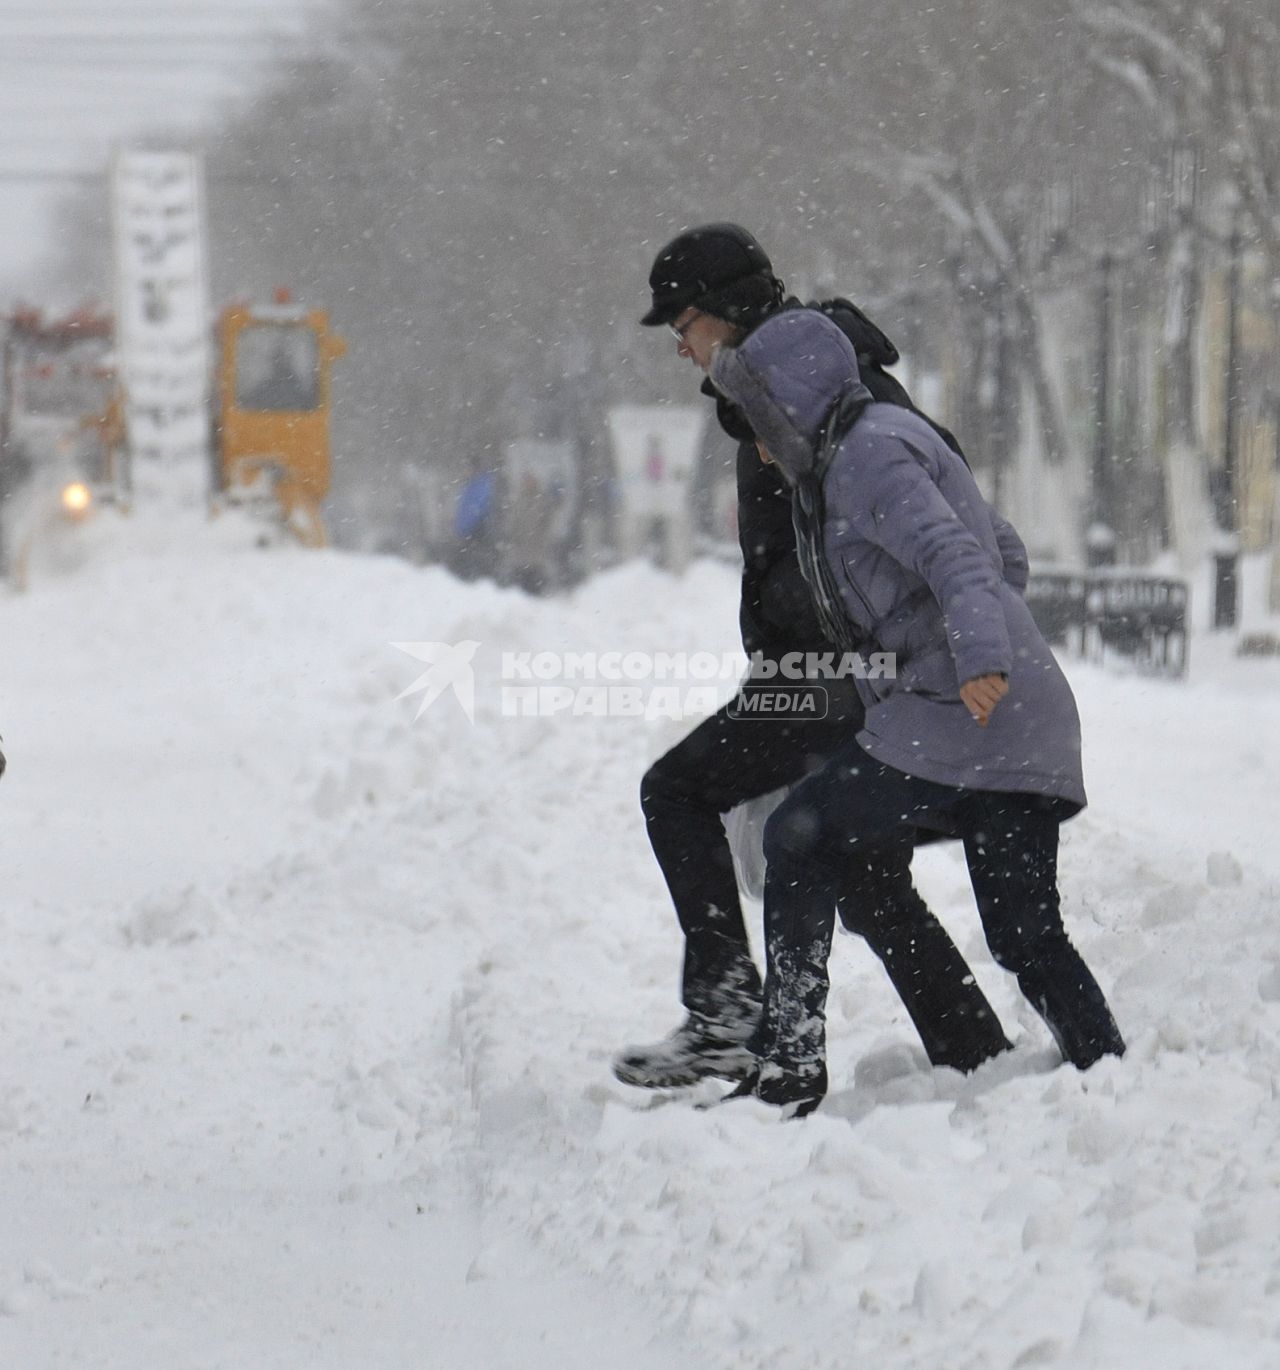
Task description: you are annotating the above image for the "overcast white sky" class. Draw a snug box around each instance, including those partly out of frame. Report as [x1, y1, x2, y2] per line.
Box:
[0, 0, 328, 302]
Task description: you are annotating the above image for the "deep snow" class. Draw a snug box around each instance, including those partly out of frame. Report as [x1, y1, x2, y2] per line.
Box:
[2, 501, 1279, 1369]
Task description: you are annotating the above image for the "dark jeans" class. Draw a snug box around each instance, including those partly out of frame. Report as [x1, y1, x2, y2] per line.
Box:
[640, 683, 1011, 1072]
[759, 738, 1125, 1073]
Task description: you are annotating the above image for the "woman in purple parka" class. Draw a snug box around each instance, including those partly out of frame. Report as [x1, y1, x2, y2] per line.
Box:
[705, 307, 1125, 1117]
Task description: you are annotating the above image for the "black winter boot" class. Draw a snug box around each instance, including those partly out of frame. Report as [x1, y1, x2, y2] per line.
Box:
[1019, 956, 1126, 1070]
[733, 926, 833, 1117]
[612, 1009, 759, 1088]
[722, 1059, 828, 1119]
[615, 945, 763, 1089]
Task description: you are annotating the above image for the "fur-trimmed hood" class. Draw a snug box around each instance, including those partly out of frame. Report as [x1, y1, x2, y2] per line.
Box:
[709, 309, 870, 480]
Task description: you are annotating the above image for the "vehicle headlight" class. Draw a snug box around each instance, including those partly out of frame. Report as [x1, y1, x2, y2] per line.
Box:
[61, 481, 93, 516]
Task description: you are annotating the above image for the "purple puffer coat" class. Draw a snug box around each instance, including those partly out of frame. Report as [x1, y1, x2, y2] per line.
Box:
[710, 309, 1085, 809]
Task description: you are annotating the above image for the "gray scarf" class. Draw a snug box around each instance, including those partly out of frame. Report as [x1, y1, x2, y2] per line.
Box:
[788, 384, 873, 656]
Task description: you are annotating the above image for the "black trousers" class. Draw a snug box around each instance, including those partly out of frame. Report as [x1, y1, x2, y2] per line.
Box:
[639, 685, 1011, 1072]
[759, 738, 1125, 1072]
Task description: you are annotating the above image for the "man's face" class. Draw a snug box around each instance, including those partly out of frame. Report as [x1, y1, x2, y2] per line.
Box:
[670, 307, 737, 372]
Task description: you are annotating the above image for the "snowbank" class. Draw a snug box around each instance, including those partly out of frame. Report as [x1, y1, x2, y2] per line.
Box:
[1, 505, 1278, 1369]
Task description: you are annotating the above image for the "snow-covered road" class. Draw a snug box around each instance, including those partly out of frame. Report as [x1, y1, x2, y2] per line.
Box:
[2, 505, 1278, 1369]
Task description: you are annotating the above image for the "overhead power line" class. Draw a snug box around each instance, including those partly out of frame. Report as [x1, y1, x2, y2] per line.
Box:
[0, 56, 304, 68]
[0, 33, 308, 45]
[0, 169, 103, 183]
[0, 167, 363, 184]
[0, 4, 318, 15]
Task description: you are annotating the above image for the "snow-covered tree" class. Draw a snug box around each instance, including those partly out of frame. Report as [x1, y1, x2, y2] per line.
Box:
[1072, 0, 1280, 569]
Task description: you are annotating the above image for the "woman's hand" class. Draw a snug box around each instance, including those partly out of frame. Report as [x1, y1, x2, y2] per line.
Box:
[959, 673, 1009, 727]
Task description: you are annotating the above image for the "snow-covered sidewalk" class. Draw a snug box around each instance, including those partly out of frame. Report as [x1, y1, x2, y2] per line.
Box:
[2, 508, 1278, 1369]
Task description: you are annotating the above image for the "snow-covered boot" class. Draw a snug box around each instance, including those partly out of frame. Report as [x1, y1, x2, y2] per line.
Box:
[723, 930, 833, 1116]
[613, 946, 763, 1089]
[722, 1058, 828, 1119]
[612, 1002, 759, 1089]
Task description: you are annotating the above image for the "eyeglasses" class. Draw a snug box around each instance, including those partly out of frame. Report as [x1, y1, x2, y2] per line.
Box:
[668, 311, 702, 342]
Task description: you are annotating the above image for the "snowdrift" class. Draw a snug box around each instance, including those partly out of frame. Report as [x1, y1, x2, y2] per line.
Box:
[1, 506, 1279, 1369]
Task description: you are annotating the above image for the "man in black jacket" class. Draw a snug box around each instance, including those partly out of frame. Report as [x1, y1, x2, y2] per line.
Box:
[613, 223, 1012, 1090]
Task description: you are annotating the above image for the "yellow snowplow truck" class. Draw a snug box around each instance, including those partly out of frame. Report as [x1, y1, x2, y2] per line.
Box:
[212, 292, 345, 546]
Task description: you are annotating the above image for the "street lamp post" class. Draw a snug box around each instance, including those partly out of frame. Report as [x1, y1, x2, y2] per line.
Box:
[1088, 250, 1117, 568]
[1212, 201, 1243, 629]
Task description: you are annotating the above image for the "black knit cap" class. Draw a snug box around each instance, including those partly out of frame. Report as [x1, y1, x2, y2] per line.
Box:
[640, 222, 776, 327]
